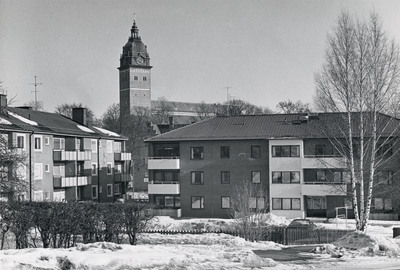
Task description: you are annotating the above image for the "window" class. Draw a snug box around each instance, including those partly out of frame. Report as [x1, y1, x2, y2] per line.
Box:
[334, 171, 351, 183]
[377, 144, 393, 158]
[315, 145, 325, 156]
[91, 163, 97, 175]
[107, 184, 113, 197]
[143, 76, 147, 81]
[220, 146, 230, 159]
[316, 170, 326, 182]
[44, 164, 50, 173]
[251, 146, 261, 158]
[252, 171, 261, 183]
[307, 197, 327, 209]
[53, 164, 65, 176]
[34, 136, 42, 151]
[53, 138, 65, 150]
[221, 171, 230, 184]
[344, 198, 353, 209]
[34, 163, 43, 180]
[272, 171, 300, 183]
[272, 198, 301, 210]
[191, 196, 204, 209]
[153, 170, 179, 183]
[114, 141, 122, 153]
[155, 195, 180, 207]
[16, 134, 25, 149]
[114, 163, 122, 174]
[376, 171, 393, 185]
[221, 196, 230, 209]
[190, 147, 204, 160]
[107, 140, 113, 153]
[44, 137, 50, 145]
[134, 76, 138, 80]
[92, 186, 98, 199]
[272, 145, 300, 157]
[33, 190, 44, 202]
[91, 139, 97, 153]
[77, 187, 81, 201]
[107, 163, 112, 174]
[249, 197, 265, 209]
[77, 163, 84, 176]
[165, 196, 175, 207]
[191, 171, 204, 185]
[114, 184, 121, 195]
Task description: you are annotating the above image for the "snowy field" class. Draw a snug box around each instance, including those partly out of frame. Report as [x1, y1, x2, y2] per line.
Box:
[1, 214, 400, 269]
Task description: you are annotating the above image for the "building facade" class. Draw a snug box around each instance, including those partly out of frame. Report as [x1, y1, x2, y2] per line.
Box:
[0, 100, 132, 202]
[145, 113, 400, 219]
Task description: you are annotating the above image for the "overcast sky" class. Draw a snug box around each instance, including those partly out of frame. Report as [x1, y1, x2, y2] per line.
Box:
[1, 0, 399, 117]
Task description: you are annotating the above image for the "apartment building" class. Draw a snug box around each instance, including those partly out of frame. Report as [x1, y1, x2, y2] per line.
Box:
[0, 98, 131, 202]
[145, 113, 400, 219]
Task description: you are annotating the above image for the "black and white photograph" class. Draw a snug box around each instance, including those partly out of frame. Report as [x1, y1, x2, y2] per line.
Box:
[0, 0, 400, 269]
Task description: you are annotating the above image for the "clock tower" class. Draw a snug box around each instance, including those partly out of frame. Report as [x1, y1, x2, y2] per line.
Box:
[119, 19, 152, 116]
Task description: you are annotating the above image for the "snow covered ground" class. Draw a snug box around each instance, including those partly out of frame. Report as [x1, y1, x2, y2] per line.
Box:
[1, 214, 400, 269]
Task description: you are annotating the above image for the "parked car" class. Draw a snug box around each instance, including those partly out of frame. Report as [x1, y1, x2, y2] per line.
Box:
[287, 219, 317, 228]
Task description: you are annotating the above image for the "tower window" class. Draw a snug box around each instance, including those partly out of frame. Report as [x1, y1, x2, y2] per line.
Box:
[143, 77, 147, 81]
[134, 76, 138, 81]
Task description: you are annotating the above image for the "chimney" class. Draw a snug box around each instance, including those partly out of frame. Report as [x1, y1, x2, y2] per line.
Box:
[0, 94, 7, 108]
[169, 116, 174, 129]
[72, 107, 87, 126]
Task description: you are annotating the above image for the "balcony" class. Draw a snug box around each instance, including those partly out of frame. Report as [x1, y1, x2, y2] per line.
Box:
[148, 208, 181, 218]
[114, 152, 131, 161]
[114, 173, 131, 182]
[302, 156, 347, 169]
[301, 182, 346, 196]
[148, 157, 180, 170]
[148, 181, 180, 195]
[53, 150, 92, 161]
[53, 175, 92, 188]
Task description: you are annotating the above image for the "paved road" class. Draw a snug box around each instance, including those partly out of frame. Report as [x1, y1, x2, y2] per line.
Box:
[253, 245, 321, 262]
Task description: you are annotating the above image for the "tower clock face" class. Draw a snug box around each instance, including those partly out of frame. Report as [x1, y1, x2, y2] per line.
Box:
[137, 57, 144, 65]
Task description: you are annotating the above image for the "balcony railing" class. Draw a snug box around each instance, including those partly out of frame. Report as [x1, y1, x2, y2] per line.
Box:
[302, 156, 347, 169]
[114, 152, 131, 161]
[147, 208, 182, 218]
[148, 181, 180, 195]
[114, 173, 131, 182]
[53, 175, 92, 188]
[148, 157, 180, 170]
[53, 150, 92, 161]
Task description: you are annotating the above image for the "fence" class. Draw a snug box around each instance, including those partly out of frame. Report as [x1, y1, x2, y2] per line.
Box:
[139, 227, 353, 245]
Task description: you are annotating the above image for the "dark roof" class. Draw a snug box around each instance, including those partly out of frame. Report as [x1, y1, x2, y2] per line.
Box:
[0, 107, 126, 140]
[146, 112, 400, 142]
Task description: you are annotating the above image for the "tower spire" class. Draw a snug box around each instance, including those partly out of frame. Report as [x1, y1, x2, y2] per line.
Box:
[131, 13, 140, 39]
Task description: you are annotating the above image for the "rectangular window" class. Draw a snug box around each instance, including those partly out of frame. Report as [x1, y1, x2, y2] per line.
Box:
[272, 198, 301, 210]
[165, 196, 175, 207]
[251, 146, 261, 158]
[221, 171, 230, 184]
[376, 171, 393, 185]
[143, 76, 147, 81]
[92, 186, 98, 199]
[307, 197, 327, 209]
[334, 171, 351, 183]
[134, 76, 138, 80]
[107, 184, 113, 197]
[221, 196, 230, 209]
[91, 139, 97, 153]
[77, 187, 81, 201]
[91, 163, 97, 175]
[190, 147, 204, 160]
[191, 171, 204, 185]
[272, 145, 300, 157]
[191, 196, 204, 209]
[316, 170, 327, 182]
[252, 171, 261, 183]
[16, 135, 25, 149]
[220, 146, 230, 159]
[53, 164, 65, 176]
[34, 163, 43, 180]
[44, 164, 50, 173]
[374, 198, 383, 210]
[272, 171, 300, 183]
[53, 138, 65, 150]
[107, 163, 112, 174]
[77, 163, 84, 176]
[114, 141, 122, 153]
[34, 136, 42, 151]
[114, 163, 122, 174]
[44, 137, 50, 145]
[377, 144, 393, 158]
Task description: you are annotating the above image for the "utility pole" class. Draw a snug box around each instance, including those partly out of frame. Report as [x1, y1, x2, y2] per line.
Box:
[29, 76, 42, 110]
[222, 86, 231, 116]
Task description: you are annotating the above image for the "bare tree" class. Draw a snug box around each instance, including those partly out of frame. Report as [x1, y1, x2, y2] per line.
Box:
[24, 100, 44, 111]
[101, 103, 121, 133]
[276, 99, 311, 114]
[54, 103, 98, 126]
[196, 101, 215, 120]
[314, 11, 400, 231]
[229, 179, 267, 241]
[152, 97, 173, 124]
[214, 99, 267, 117]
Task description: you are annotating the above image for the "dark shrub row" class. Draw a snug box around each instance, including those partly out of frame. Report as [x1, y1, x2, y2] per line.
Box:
[0, 201, 153, 249]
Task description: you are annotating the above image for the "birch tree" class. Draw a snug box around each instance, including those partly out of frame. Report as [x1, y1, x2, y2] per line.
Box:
[314, 11, 400, 231]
